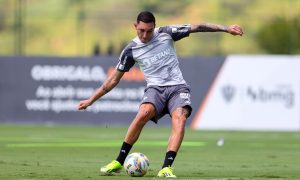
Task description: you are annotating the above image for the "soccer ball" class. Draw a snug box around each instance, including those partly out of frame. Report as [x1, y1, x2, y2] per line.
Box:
[124, 152, 150, 177]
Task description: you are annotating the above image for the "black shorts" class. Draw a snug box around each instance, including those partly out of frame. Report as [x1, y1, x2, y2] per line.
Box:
[141, 84, 192, 123]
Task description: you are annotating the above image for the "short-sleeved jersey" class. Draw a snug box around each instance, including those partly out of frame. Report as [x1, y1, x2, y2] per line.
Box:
[116, 24, 191, 86]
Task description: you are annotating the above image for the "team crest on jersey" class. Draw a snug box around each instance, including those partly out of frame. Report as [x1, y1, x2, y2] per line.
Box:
[118, 64, 125, 70]
[171, 28, 178, 33]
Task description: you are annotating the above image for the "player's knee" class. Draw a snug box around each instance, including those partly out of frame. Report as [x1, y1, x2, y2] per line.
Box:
[135, 105, 155, 124]
[139, 110, 152, 122]
[173, 114, 187, 127]
[142, 107, 154, 118]
[172, 107, 189, 121]
[178, 116, 187, 126]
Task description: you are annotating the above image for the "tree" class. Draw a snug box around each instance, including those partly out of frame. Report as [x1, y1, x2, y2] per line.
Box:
[256, 16, 300, 54]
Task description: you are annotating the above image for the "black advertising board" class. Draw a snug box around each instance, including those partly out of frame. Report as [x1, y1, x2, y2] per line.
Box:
[0, 56, 224, 126]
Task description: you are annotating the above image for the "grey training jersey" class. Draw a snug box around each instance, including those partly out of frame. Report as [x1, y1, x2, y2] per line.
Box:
[116, 24, 191, 86]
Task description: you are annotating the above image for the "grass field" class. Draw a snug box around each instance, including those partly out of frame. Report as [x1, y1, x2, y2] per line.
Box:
[0, 124, 300, 179]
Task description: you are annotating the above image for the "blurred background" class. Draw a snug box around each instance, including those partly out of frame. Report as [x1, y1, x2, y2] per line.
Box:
[1, 2, 300, 179]
[0, 0, 299, 57]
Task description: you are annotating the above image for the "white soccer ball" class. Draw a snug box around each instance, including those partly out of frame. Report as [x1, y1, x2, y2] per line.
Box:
[124, 152, 150, 177]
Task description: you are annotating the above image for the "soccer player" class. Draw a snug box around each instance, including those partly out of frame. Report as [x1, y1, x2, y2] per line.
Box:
[78, 11, 243, 178]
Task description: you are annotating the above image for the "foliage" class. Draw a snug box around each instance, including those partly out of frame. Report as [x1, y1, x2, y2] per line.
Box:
[138, 0, 193, 16]
[256, 16, 300, 54]
[0, 0, 299, 56]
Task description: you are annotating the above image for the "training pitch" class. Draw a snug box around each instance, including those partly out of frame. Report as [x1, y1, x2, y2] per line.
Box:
[0, 124, 300, 179]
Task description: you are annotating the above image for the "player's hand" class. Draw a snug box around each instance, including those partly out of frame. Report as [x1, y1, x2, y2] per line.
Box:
[78, 99, 92, 110]
[227, 25, 243, 36]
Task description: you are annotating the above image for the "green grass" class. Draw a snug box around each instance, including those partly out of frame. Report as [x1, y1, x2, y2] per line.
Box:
[0, 124, 300, 179]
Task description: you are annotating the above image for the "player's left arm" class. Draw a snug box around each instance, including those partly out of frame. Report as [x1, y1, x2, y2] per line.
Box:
[190, 23, 243, 36]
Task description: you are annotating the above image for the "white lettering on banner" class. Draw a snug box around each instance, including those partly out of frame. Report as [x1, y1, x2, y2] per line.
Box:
[109, 87, 144, 100]
[31, 65, 106, 82]
[52, 86, 75, 99]
[34, 85, 144, 99]
[75, 87, 95, 99]
[51, 99, 78, 113]
[88, 101, 140, 113]
[25, 99, 50, 111]
[25, 85, 145, 113]
[36, 86, 51, 98]
[25, 99, 139, 113]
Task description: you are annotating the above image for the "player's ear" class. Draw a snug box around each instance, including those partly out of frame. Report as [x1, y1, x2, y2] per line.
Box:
[134, 22, 138, 29]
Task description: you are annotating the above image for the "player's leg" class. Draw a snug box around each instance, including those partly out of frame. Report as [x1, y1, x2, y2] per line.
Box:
[157, 107, 190, 178]
[158, 84, 192, 178]
[124, 103, 156, 144]
[117, 103, 156, 164]
[168, 106, 190, 152]
[164, 85, 192, 168]
[116, 103, 156, 165]
[100, 103, 156, 176]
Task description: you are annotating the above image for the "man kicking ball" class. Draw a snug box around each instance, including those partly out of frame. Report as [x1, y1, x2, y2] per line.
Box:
[78, 11, 243, 178]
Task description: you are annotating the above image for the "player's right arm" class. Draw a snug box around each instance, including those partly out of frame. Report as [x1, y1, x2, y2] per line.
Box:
[78, 43, 135, 111]
[78, 69, 124, 110]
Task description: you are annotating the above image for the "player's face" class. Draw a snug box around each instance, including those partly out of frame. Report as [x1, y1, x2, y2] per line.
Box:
[135, 21, 155, 43]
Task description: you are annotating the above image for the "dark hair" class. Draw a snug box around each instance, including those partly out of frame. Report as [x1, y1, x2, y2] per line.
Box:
[137, 11, 155, 24]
